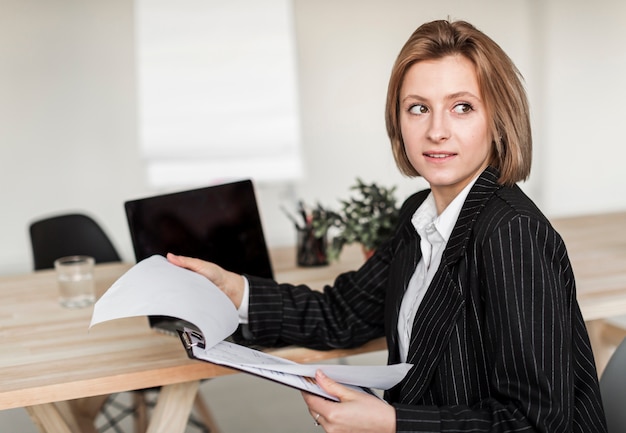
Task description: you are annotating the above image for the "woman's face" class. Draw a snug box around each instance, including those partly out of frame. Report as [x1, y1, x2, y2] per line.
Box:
[399, 55, 492, 211]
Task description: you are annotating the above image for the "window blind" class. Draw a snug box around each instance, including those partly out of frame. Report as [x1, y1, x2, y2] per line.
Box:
[135, 0, 302, 188]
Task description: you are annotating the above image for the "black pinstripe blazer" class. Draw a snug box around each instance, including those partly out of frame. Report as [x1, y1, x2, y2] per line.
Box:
[243, 167, 607, 432]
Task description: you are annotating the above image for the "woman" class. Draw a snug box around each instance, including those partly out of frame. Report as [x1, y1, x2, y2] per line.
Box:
[169, 19, 606, 433]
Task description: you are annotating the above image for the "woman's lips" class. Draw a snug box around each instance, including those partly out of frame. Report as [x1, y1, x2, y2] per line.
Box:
[424, 152, 456, 160]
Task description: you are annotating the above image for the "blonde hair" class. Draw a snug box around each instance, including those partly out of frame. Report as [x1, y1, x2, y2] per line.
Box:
[385, 20, 531, 185]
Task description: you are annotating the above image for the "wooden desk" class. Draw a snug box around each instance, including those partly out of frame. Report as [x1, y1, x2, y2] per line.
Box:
[551, 211, 626, 371]
[2, 211, 625, 431]
[0, 245, 384, 433]
[551, 212, 626, 321]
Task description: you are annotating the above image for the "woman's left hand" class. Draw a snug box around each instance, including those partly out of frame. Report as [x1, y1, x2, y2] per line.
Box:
[302, 370, 395, 433]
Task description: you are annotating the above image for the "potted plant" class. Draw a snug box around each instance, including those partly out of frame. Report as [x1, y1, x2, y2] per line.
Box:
[313, 178, 400, 261]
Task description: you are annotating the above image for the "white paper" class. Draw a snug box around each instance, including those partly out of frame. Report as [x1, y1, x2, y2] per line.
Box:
[188, 333, 411, 391]
[189, 336, 362, 401]
[90, 255, 238, 349]
[90, 255, 412, 395]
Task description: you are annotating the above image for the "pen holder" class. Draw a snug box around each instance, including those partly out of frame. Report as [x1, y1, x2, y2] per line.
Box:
[296, 228, 328, 267]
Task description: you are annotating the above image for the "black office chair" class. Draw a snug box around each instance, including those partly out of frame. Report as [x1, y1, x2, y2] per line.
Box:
[600, 337, 626, 433]
[29, 213, 121, 270]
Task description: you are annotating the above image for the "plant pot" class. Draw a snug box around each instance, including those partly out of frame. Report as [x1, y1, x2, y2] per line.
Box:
[362, 246, 375, 260]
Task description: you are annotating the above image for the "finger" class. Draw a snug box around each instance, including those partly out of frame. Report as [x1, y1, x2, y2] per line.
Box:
[313, 412, 322, 426]
[166, 252, 192, 268]
[315, 370, 358, 402]
[301, 392, 327, 427]
[167, 253, 202, 271]
[301, 390, 327, 410]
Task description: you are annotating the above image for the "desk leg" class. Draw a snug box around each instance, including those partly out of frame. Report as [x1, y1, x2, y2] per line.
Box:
[26, 403, 76, 433]
[26, 396, 107, 433]
[68, 395, 109, 433]
[146, 381, 200, 433]
[587, 319, 626, 377]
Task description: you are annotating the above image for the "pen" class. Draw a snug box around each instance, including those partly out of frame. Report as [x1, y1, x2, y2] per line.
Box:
[281, 205, 303, 230]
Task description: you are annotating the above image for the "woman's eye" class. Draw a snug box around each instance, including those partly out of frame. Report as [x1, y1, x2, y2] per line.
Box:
[453, 103, 473, 114]
[409, 104, 428, 114]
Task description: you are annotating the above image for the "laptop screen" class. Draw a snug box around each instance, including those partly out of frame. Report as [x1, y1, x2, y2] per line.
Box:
[124, 179, 274, 334]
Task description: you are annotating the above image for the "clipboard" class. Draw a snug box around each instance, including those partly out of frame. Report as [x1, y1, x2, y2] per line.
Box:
[177, 328, 346, 401]
[177, 328, 381, 401]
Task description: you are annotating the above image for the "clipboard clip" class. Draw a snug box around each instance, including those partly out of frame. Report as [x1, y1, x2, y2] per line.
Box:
[180, 329, 206, 349]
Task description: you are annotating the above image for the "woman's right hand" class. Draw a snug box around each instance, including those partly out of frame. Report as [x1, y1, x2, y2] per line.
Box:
[167, 253, 245, 308]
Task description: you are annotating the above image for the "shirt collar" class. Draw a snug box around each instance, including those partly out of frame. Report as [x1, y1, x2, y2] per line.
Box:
[411, 175, 480, 243]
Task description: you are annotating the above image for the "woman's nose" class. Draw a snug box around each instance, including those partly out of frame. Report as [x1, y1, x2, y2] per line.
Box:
[426, 112, 450, 142]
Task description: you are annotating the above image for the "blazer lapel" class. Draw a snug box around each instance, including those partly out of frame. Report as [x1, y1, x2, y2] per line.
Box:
[394, 167, 502, 404]
[398, 263, 464, 403]
[442, 166, 501, 266]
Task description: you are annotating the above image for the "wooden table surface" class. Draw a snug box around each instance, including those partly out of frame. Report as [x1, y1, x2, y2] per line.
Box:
[551, 211, 626, 321]
[1, 211, 624, 431]
[0, 244, 383, 413]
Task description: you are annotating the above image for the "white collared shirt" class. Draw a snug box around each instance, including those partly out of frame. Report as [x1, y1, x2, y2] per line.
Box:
[397, 177, 478, 362]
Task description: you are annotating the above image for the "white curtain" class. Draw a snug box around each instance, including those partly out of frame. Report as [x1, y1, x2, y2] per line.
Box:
[135, 0, 302, 188]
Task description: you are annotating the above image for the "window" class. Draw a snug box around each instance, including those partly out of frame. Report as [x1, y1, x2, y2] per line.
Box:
[135, 0, 302, 188]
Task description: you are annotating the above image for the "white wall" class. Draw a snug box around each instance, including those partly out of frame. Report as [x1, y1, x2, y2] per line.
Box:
[290, 0, 536, 213]
[0, 0, 149, 274]
[1, 0, 625, 275]
[539, 0, 626, 216]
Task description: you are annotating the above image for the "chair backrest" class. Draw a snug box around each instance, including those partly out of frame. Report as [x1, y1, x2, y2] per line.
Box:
[600, 337, 626, 432]
[29, 213, 121, 270]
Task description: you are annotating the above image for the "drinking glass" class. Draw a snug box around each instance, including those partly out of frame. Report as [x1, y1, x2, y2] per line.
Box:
[54, 255, 96, 308]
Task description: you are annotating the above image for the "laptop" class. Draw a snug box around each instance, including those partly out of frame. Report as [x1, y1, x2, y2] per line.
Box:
[124, 179, 274, 334]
